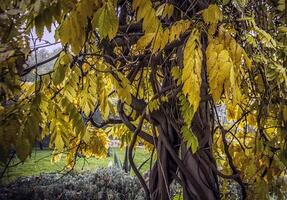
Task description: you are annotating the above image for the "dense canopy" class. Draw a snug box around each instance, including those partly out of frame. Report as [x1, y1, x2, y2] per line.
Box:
[0, 0, 287, 199]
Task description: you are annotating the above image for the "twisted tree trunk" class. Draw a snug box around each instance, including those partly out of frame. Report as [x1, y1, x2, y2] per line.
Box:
[148, 33, 219, 200]
[148, 108, 219, 200]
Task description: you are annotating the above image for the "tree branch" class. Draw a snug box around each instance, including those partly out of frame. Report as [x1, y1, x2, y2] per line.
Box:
[21, 50, 62, 76]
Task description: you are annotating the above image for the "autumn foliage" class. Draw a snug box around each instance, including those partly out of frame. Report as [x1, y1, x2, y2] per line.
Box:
[0, 0, 287, 199]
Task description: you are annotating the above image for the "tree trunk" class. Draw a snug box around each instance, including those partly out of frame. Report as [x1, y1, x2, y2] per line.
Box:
[149, 33, 219, 200]
[149, 116, 180, 200]
[180, 103, 220, 199]
[148, 105, 219, 200]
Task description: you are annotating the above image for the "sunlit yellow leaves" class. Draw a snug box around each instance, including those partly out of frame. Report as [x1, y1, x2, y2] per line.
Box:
[169, 20, 191, 42]
[182, 29, 202, 113]
[202, 4, 223, 35]
[137, 33, 156, 49]
[177, 29, 202, 153]
[56, 0, 99, 53]
[133, 0, 159, 33]
[51, 150, 62, 163]
[207, 46, 233, 102]
[55, 131, 65, 152]
[202, 4, 223, 24]
[100, 89, 110, 119]
[133, 0, 168, 53]
[60, 67, 81, 102]
[111, 72, 132, 105]
[79, 71, 99, 116]
[19, 82, 35, 99]
[60, 97, 85, 136]
[81, 124, 109, 158]
[156, 3, 174, 19]
[137, 19, 189, 53]
[50, 117, 69, 151]
[106, 124, 132, 147]
[92, 0, 119, 40]
[56, 1, 90, 53]
[52, 52, 72, 85]
[136, 4, 191, 53]
[206, 28, 252, 104]
[148, 99, 160, 112]
[151, 27, 164, 53]
[179, 94, 194, 125]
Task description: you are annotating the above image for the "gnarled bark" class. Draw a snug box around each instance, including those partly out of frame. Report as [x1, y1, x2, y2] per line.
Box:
[148, 32, 219, 200]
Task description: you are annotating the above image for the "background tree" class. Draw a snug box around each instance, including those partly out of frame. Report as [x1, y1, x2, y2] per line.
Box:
[0, 0, 286, 199]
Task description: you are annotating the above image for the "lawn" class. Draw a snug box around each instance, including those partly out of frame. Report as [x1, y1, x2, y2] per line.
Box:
[2, 147, 152, 183]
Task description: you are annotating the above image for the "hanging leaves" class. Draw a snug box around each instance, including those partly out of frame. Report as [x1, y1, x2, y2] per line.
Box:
[202, 4, 223, 24]
[52, 52, 72, 85]
[182, 29, 202, 114]
[56, 0, 100, 53]
[206, 27, 252, 103]
[92, 0, 119, 40]
[156, 3, 174, 19]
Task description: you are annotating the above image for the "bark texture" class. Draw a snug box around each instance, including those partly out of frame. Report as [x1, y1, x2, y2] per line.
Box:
[148, 33, 219, 200]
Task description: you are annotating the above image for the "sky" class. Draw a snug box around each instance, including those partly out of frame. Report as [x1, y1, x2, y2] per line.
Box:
[30, 25, 62, 52]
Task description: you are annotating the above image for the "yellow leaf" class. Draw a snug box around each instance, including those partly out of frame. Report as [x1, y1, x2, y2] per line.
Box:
[51, 150, 62, 163]
[137, 33, 156, 49]
[100, 89, 110, 119]
[202, 4, 223, 24]
[55, 131, 64, 151]
[182, 29, 202, 113]
[169, 20, 191, 42]
[283, 106, 287, 121]
[161, 28, 170, 49]
[151, 27, 163, 53]
[92, 1, 119, 40]
[207, 39, 239, 102]
[156, 3, 174, 19]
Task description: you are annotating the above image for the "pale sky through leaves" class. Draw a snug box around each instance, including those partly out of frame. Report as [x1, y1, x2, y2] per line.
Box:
[30, 25, 62, 52]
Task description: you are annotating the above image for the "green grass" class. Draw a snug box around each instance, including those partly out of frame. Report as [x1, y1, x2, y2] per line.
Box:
[2, 147, 151, 183]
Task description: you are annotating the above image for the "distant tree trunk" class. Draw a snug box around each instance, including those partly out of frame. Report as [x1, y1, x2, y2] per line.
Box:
[39, 142, 43, 150]
[123, 145, 129, 173]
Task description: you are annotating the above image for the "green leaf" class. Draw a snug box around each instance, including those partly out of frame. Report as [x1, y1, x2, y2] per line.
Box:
[181, 125, 199, 154]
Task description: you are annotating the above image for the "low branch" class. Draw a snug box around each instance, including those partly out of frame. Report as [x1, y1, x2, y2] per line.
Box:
[89, 117, 123, 128]
[118, 102, 156, 145]
[129, 112, 150, 200]
[21, 50, 62, 76]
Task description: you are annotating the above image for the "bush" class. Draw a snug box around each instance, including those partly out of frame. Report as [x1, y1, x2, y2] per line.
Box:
[0, 167, 145, 200]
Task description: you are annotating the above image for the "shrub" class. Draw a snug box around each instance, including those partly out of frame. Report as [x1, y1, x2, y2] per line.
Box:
[0, 167, 144, 200]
